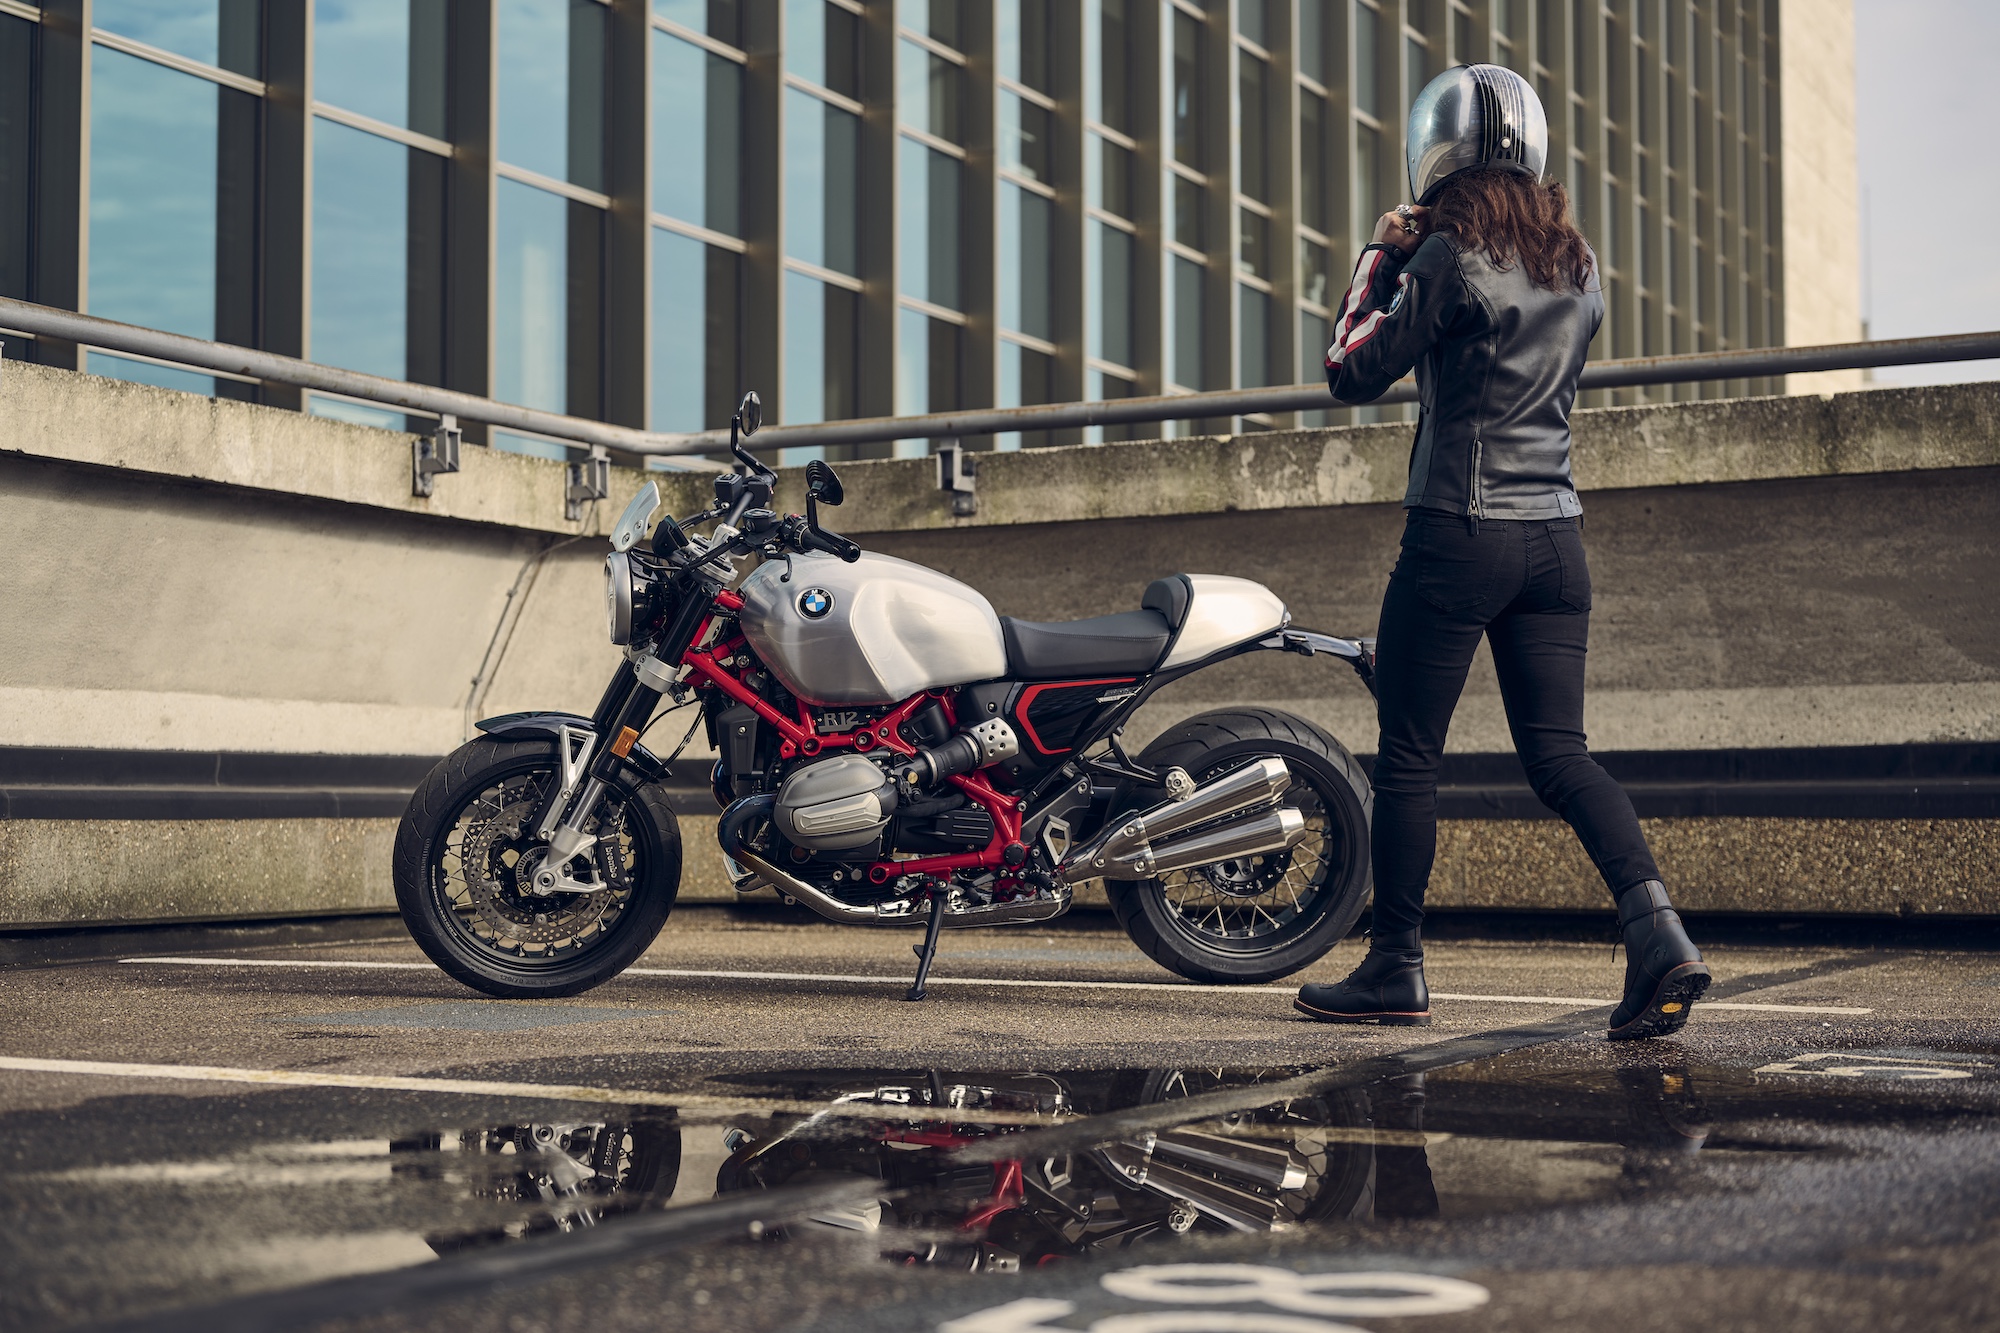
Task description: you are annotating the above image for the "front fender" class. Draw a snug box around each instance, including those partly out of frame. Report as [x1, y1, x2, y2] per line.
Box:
[474, 711, 672, 784]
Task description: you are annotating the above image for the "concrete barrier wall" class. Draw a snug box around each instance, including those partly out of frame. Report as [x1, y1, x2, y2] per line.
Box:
[2, 361, 1995, 928]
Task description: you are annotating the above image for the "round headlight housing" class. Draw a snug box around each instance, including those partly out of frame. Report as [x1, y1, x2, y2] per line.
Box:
[605, 551, 636, 645]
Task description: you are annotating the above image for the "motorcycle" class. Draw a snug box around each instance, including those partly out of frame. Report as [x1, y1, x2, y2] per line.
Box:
[393, 391, 1379, 1000]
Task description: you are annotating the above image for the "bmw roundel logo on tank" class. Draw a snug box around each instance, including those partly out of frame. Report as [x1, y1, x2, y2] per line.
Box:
[797, 586, 834, 619]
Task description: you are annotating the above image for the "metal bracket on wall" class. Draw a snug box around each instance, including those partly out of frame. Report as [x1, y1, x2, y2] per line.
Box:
[567, 446, 610, 521]
[937, 439, 977, 517]
[412, 414, 461, 498]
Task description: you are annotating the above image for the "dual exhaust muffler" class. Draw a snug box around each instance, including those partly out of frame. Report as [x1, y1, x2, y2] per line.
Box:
[1055, 756, 1306, 884]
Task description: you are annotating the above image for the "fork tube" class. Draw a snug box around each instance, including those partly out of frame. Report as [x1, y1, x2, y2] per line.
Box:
[589, 661, 639, 733]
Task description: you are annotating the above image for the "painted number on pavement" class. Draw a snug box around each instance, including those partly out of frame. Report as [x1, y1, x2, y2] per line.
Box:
[1755, 1051, 1982, 1081]
[940, 1265, 1491, 1333]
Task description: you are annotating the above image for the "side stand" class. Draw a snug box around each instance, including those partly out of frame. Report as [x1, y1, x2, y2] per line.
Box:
[906, 894, 947, 1001]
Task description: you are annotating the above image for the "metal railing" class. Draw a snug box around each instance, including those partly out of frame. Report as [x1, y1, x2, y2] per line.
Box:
[4, 296, 1998, 461]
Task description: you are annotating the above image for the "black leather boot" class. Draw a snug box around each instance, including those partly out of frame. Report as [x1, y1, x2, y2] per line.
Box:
[1608, 881, 1711, 1040]
[1295, 930, 1430, 1025]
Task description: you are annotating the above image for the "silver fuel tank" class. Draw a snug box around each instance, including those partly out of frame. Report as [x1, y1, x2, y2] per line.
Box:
[737, 551, 1008, 706]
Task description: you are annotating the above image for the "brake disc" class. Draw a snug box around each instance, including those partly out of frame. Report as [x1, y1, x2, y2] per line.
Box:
[462, 796, 616, 945]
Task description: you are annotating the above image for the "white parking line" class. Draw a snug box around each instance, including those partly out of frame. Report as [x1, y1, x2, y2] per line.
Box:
[115, 955, 1873, 1014]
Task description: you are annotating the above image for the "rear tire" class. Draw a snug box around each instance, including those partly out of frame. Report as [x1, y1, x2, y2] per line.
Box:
[1104, 708, 1371, 985]
[393, 737, 682, 998]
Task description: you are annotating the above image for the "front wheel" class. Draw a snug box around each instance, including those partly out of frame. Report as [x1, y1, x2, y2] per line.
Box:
[1104, 708, 1372, 985]
[393, 737, 682, 998]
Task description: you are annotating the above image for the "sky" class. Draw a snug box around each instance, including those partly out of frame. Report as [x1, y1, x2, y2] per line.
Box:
[1853, 0, 2000, 385]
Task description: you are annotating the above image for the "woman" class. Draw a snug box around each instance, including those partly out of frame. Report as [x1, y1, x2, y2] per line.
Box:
[1294, 65, 1708, 1040]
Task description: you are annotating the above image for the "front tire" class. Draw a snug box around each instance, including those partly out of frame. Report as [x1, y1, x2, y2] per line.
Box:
[393, 737, 682, 998]
[1105, 708, 1372, 985]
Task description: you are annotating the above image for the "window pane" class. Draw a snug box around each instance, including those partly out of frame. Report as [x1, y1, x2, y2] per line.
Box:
[896, 305, 961, 418]
[999, 0, 1051, 93]
[94, 0, 259, 77]
[1238, 52, 1269, 202]
[655, 0, 741, 45]
[782, 270, 857, 428]
[1172, 256, 1205, 389]
[1091, 0, 1132, 132]
[89, 48, 216, 338]
[498, 0, 605, 190]
[1406, 36, 1428, 102]
[1300, 236, 1331, 308]
[996, 340, 1053, 451]
[654, 32, 742, 236]
[1300, 1, 1327, 82]
[1355, 122, 1383, 233]
[1000, 93, 1049, 182]
[899, 39, 960, 143]
[1174, 175, 1206, 250]
[783, 90, 859, 274]
[494, 179, 600, 413]
[1239, 284, 1271, 387]
[1355, 3, 1380, 119]
[312, 120, 405, 378]
[1090, 137, 1134, 217]
[1495, 0, 1515, 39]
[898, 137, 960, 309]
[898, 0, 959, 47]
[0, 15, 30, 300]
[1240, 0, 1269, 45]
[1172, 11, 1203, 169]
[999, 183, 1051, 340]
[1299, 92, 1328, 233]
[1238, 208, 1269, 279]
[652, 229, 739, 432]
[784, 0, 859, 98]
[1455, 7, 1474, 62]
[315, 0, 447, 136]
[1092, 222, 1133, 368]
[1301, 310, 1332, 423]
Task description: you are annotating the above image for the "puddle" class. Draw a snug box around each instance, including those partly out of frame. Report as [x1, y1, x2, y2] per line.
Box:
[9, 1047, 1999, 1325]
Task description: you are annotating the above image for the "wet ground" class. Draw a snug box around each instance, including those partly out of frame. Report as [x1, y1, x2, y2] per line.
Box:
[2, 906, 1997, 1332]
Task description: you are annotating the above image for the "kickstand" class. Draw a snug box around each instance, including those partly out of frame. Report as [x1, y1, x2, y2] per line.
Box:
[906, 893, 946, 1001]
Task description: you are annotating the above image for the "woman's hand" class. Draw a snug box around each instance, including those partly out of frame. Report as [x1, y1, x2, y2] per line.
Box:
[1371, 204, 1432, 256]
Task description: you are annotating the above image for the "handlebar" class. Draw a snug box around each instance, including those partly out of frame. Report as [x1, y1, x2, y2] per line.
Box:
[800, 523, 862, 563]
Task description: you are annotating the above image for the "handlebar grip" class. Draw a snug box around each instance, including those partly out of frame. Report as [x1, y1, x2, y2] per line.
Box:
[806, 526, 862, 563]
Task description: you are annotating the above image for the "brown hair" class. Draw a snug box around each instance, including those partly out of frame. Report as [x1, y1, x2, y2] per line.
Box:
[1429, 168, 1596, 294]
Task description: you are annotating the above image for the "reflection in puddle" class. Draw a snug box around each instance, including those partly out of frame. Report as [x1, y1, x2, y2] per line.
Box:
[16, 1047, 1995, 1323]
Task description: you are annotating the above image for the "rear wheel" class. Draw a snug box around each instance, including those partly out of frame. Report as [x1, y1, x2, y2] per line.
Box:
[1104, 708, 1371, 985]
[393, 738, 682, 998]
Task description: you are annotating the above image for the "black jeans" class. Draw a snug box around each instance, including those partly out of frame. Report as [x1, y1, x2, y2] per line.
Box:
[1370, 509, 1662, 935]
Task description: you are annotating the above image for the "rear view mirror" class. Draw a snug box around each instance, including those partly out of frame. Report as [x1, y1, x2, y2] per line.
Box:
[608, 480, 661, 552]
[737, 390, 762, 438]
[805, 458, 844, 506]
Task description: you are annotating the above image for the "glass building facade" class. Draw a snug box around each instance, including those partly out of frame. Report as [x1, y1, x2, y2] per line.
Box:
[0, 0, 1792, 461]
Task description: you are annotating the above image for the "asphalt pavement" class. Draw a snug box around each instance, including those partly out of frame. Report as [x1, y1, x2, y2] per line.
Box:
[1, 906, 1997, 1333]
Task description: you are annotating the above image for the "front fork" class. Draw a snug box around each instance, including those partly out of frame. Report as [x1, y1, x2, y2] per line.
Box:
[527, 658, 672, 895]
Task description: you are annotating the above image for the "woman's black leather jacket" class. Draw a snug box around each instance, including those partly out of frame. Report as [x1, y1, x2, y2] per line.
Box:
[1324, 234, 1603, 521]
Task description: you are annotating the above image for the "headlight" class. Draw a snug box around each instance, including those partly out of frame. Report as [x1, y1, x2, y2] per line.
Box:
[605, 552, 636, 645]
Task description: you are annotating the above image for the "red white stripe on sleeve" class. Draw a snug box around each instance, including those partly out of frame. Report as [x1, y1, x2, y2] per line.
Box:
[1324, 248, 1407, 369]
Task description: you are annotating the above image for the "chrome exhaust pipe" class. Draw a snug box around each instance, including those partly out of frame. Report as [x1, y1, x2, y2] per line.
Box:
[1059, 757, 1295, 883]
[1106, 806, 1307, 880]
[733, 849, 887, 924]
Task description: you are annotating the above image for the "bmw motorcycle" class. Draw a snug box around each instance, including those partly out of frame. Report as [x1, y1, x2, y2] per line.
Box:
[393, 392, 1379, 1000]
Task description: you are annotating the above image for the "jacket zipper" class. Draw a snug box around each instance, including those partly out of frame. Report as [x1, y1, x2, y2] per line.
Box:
[1466, 435, 1485, 533]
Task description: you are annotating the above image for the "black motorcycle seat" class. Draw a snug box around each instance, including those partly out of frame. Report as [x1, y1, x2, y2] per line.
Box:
[1000, 610, 1174, 680]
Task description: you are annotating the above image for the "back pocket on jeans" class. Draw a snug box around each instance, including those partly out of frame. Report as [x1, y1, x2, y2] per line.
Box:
[1551, 523, 1593, 612]
[1400, 515, 1495, 613]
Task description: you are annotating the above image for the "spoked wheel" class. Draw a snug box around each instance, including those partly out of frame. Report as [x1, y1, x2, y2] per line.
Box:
[1105, 708, 1371, 984]
[393, 738, 682, 998]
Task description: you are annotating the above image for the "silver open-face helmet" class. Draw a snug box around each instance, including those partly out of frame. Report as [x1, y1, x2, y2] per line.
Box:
[1406, 64, 1548, 205]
